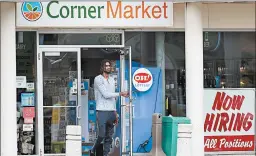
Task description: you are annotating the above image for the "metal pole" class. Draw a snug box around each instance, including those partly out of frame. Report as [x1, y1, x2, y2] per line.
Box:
[128, 46, 133, 156]
[120, 52, 126, 153]
[77, 49, 82, 125]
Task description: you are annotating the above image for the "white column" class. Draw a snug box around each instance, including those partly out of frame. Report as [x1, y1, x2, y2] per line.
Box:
[185, 2, 204, 156]
[0, 2, 17, 156]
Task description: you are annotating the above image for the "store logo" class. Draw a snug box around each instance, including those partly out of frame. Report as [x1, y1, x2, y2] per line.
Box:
[133, 68, 153, 92]
[21, 2, 43, 21]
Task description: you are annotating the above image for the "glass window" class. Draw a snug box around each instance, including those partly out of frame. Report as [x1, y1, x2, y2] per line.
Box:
[39, 33, 122, 45]
[16, 31, 37, 155]
[42, 52, 78, 154]
[164, 32, 256, 117]
[203, 32, 256, 153]
[203, 32, 256, 88]
[164, 32, 186, 117]
[125, 32, 165, 153]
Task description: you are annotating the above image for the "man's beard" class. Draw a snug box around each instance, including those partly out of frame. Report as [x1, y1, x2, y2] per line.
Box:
[104, 70, 111, 74]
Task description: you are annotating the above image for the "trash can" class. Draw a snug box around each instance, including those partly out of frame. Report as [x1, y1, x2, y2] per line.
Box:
[149, 113, 165, 156]
[162, 116, 191, 156]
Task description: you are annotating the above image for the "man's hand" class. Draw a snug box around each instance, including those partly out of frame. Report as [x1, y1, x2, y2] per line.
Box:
[114, 111, 119, 126]
[120, 91, 129, 97]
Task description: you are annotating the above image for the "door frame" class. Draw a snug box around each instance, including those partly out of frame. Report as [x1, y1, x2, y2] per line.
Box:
[36, 46, 133, 155]
[37, 29, 125, 48]
[119, 47, 133, 155]
[37, 47, 81, 155]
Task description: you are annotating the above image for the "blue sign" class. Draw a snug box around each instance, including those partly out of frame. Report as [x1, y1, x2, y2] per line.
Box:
[115, 60, 163, 153]
[88, 100, 97, 142]
[88, 100, 97, 131]
[21, 93, 35, 106]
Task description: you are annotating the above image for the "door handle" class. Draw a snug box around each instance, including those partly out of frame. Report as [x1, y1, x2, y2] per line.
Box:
[132, 105, 135, 118]
[76, 105, 81, 119]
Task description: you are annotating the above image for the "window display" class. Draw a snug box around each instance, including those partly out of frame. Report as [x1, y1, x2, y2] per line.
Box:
[16, 31, 37, 155]
[164, 32, 256, 154]
[203, 32, 256, 88]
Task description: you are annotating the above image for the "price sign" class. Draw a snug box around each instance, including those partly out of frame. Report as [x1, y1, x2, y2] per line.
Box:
[23, 124, 33, 132]
[26, 82, 34, 91]
[16, 76, 27, 88]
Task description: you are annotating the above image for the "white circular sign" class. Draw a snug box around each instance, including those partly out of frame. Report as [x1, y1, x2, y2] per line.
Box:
[132, 68, 153, 92]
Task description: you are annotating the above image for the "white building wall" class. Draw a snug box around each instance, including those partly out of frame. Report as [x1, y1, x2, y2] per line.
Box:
[0, 2, 17, 156]
[172, 3, 255, 29]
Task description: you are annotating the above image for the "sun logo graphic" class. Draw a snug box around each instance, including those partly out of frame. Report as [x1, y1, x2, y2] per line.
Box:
[21, 2, 43, 21]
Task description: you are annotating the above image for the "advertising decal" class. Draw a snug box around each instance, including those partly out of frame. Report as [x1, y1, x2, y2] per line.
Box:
[204, 89, 255, 152]
[21, 93, 35, 106]
[133, 68, 153, 92]
[23, 107, 35, 124]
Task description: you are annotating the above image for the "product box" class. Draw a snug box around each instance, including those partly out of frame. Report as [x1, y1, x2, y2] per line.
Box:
[88, 100, 97, 142]
[21, 93, 35, 106]
[82, 144, 93, 156]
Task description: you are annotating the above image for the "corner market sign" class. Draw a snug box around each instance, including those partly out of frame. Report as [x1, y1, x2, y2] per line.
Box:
[16, 1, 173, 28]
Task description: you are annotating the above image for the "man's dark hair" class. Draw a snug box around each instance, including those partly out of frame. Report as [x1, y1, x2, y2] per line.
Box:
[100, 59, 111, 74]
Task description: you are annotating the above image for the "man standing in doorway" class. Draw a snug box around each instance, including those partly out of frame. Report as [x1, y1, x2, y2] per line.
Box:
[89, 59, 129, 156]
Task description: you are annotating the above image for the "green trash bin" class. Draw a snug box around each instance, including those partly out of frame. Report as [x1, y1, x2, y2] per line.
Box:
[162, 116, 191, 156]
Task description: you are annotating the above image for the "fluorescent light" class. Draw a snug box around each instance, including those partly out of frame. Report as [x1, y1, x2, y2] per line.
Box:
[18, 32, 23, 43]
[45, 52, 60, 56]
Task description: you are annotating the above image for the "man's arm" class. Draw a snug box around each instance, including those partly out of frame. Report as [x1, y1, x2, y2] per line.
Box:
[94, 77, 120, 99]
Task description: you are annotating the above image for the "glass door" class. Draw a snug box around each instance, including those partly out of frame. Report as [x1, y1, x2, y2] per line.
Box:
[97, 47, 133, 156]
[37, 47, 81, 155]
[119, 47, 133, 156]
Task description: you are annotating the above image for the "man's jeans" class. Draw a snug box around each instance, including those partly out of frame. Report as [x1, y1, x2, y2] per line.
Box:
[91, 111, 116, 156]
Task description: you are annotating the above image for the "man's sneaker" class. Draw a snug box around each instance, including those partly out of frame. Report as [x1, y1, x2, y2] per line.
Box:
[89, 150, 95, 156]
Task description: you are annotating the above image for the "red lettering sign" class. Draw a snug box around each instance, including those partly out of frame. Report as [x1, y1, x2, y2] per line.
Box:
[205, 135, 255, 151]
[204, 112, 253, 132]
[212, 92, 245, 111]
[204, 90, 255, 152]
[134, 73, 152, 83]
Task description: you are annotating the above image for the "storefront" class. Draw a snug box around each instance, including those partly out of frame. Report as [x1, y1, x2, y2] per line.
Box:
[0, 1, 255, 156]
